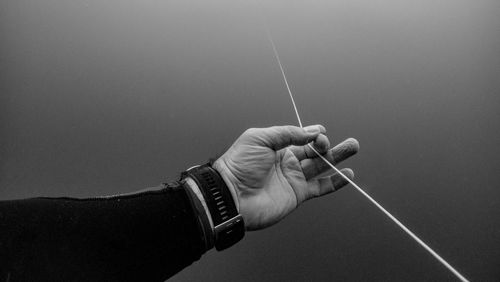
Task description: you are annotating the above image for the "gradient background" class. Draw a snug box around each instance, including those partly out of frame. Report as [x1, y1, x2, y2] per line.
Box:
[1, 0, 499, 281]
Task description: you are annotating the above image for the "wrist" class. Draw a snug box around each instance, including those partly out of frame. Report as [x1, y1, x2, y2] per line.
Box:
[212, 159, 240, 213]
[182, 164, 245, 251]
[185, 177, 214, 229]
[182, 178, 215, 251]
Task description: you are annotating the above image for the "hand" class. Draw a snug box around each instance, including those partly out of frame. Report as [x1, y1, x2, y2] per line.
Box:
[213, 125, 359, 231]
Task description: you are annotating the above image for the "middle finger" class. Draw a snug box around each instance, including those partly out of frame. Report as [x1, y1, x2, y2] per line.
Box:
[290, 134, 330, 161]
[300, 138, 359, 180]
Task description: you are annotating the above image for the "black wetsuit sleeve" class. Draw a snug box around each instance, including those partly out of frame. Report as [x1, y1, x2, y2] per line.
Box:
[0, 183, 205, 282]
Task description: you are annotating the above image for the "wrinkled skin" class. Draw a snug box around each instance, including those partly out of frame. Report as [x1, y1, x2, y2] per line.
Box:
[213, 125, 359, 230]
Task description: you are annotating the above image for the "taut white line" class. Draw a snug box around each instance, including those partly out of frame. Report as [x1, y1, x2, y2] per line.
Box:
[264, 26, 469, 282]
[264, 27, 303, 128]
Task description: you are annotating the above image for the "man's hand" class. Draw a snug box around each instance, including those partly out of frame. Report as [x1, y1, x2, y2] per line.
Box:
[213, 125, 359, 231]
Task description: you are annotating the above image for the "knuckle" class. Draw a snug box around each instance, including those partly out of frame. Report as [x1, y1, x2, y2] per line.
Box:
[243, 128, 258, 136]
[285, 126, 295, 138]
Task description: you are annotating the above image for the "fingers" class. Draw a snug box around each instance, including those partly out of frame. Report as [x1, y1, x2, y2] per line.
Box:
[301, 138, 359, 180]
[316, 168, 354, 197]
[297, 168, 354, 203]
[289, 133, 330, 161]
[246, 125, 326, 151]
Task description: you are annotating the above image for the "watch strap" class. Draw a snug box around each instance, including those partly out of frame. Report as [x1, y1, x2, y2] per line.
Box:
[182, 164, 245, 251]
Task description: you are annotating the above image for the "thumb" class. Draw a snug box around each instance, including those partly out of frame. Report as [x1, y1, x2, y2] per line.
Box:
[250, 125, 326, 151]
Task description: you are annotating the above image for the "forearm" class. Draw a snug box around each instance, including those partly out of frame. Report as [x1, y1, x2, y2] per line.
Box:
[0, 182, 205, 282]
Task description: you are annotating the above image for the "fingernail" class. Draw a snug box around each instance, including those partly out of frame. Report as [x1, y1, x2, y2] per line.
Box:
[304, 125, 321, 135]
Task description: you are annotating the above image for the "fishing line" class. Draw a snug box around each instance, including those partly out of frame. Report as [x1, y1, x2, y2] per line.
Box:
[263, 21, 469, 282]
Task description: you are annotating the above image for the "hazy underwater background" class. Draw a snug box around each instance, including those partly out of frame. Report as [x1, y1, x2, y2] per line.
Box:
[1, 0, 499, 280]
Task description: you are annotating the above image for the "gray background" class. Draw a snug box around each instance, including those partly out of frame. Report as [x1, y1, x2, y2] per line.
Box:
[1, 0, 499, 281]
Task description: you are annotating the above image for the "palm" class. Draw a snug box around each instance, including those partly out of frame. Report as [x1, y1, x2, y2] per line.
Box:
[216, 144, 307, 230]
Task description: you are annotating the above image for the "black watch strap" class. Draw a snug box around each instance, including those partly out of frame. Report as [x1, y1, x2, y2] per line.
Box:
[182, 164, 245, 251]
